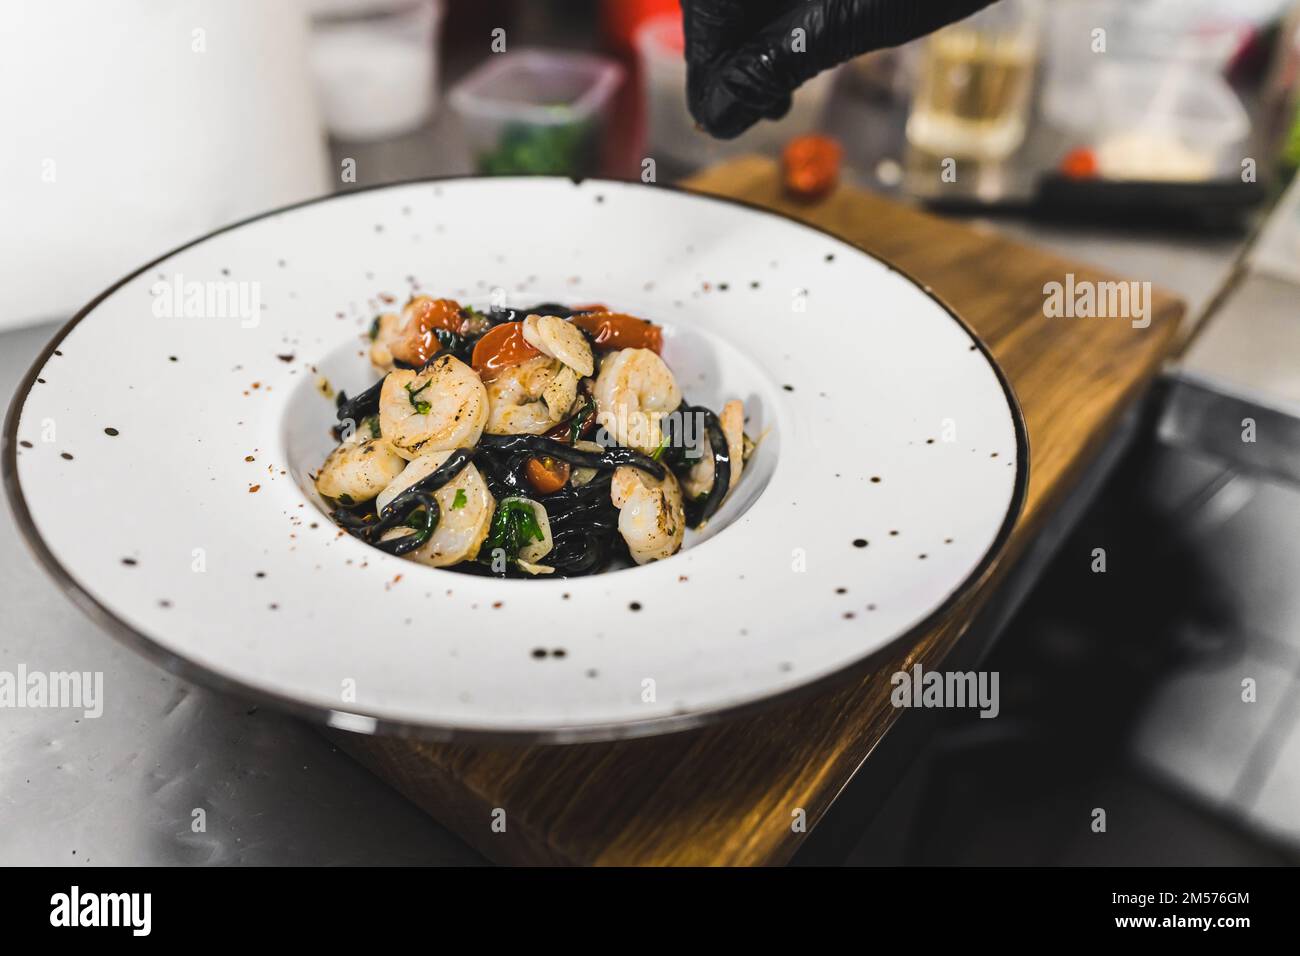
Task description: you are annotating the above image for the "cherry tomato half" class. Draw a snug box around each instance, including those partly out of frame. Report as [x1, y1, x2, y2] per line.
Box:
[570, 311, 663, 353]
[524, 456, 570, 495]
[391, 297, 465, 366]
[782, 134, 842, 201]
[1059, 147, 1099, 180]
[471, 321, 542, 380]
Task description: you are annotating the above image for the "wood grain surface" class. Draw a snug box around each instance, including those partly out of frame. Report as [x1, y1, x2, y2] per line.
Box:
[335, 156, 1186, 866]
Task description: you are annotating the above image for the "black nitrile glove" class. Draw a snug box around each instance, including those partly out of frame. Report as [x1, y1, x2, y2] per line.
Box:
[683, 0, 998, 139]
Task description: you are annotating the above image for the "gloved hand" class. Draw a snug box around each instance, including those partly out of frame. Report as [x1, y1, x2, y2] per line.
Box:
[683, 0, 997, 139]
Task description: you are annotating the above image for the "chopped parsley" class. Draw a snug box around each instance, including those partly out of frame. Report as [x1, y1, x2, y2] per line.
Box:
[452, 488, 468, 510]
[368, 315, 383, 341]
[405, 379, 432, 416]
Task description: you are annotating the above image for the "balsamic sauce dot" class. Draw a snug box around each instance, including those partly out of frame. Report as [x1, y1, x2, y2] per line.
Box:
[585, 669, 598, 678]
[255, 571, 266, 578]
[782, 384, 795, 392]
[168, 356, 178, 362]
[852, 539, 868, 548]
[121, 557, 137, 566]
[835, 587, 847, 594]
[531, 648, 547, 659]
[551, 648, 567, 659]
[104, 427, 119, 437]
[60, 452, 73, 460]
[629, 601, 642, 611]
[870, 476, 881, 483]
[19, 440, 32, 448]
[158, 599, 172, 608]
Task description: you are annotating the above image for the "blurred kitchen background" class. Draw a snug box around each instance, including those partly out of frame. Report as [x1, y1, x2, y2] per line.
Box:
[3, 0, 1300, 864]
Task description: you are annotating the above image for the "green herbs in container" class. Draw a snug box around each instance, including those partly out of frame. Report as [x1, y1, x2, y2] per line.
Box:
[449, 49, 623, 179]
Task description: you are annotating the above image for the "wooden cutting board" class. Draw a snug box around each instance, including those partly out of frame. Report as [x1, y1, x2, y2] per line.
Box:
[334, 156, 1185, 866]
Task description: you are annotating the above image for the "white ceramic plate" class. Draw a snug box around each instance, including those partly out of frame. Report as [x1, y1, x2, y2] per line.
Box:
[4, 178, 1026, 742]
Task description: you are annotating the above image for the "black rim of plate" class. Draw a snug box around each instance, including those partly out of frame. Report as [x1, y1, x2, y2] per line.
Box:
[2, 175, 1030, 744]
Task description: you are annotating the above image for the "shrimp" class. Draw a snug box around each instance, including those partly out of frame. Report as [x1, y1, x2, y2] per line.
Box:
[379, 354, 487, 459]
[521, 313, 594, 377]
[610, 466, 685, 565]
[315, 438, 407, 506]
[376, 449, 496, 567]
[483, 355, 578, 435]
[369, 312, 402, 372]
[592, 347, 682, 454]
[683, 399, 745, 499]
[370, 296, 470, 372]
[341, 413, 382, 446]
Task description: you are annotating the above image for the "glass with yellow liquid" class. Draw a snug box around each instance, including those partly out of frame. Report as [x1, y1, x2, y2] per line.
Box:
[906, 0, 1042, 161]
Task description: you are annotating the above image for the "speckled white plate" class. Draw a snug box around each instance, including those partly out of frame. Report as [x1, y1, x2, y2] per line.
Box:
[3, 177, 1025, 742]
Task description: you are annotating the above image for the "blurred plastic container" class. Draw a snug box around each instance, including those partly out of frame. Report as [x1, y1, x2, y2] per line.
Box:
[309, 0, 445, 141]
[449, 49, 624, 177]
[635, 14, 837, 169]
[1091, 61, 1250, 181]
[1043, 0, 1256, 139]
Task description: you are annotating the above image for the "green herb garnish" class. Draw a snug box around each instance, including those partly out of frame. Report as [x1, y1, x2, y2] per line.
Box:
[481, 498, 544, 563]
[452, 488, 468, 510]
[567, 395, 596, 444]
[368, 315, 383, 341]
[366, 415, 381, 439]
[405, 380, 432, 416]
[433, 327, 472, 360]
